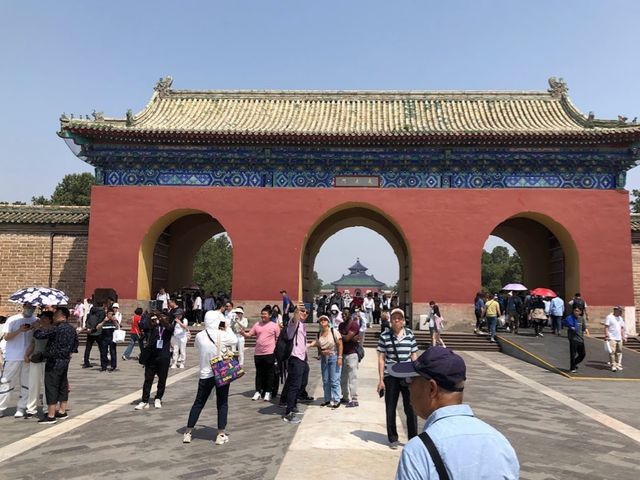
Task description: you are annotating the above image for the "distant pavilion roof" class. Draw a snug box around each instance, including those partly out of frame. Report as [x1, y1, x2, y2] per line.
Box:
[631, 213, 640, 231]
[331, 259, 387, 289]
[0, 205, 90, 225]
[59, 77, 640, 147]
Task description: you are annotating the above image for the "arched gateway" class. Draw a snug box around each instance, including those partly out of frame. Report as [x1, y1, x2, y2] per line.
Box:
[59, 77, 640, 329]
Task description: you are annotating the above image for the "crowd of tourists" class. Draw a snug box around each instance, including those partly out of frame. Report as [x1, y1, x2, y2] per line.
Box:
[474, 291, 629, 373]
[6, 283, 636, 478]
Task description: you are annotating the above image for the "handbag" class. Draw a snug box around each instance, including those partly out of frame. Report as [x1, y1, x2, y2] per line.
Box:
[112, 329, 126, 343]
[30, 352, 45, 363]
[356, 342, 365, 363]
[206, 330, 245, 387]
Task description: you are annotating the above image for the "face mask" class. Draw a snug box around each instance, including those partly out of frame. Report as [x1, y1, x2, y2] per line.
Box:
[23, 307, 35, 317]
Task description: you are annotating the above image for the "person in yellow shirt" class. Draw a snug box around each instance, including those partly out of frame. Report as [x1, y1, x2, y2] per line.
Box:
[483, 294, 501, 343]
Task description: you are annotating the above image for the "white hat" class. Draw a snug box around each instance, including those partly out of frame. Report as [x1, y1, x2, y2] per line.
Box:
[330, 305, 339, 312]
[232, 307, 244, 315]
[112, 303, 120, 308]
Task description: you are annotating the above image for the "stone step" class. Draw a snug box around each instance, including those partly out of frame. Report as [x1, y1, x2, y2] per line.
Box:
[76, 329, 500, 352]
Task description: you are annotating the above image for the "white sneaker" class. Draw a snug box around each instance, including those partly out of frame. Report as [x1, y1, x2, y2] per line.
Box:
[14, 409, 24, 418]
[506, 327, 510, 332]
[251, 391, 261, 401]
[135, 402, 149, 410]
[183, 432, 192, 443]
[215, 433, 229, 445]
[617, 365, 624, 371]
[264, 392, 272, 402]
[178, 364, 185, 369]
[170, 364, 177, 369]
[154, 398, 162, 409]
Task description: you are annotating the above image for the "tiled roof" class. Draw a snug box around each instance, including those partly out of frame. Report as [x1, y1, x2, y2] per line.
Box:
[331, 272, 387, 288]
[631, 214, 640, 231]
[0, 205, 90, 225]
[58, 77, 640, 147]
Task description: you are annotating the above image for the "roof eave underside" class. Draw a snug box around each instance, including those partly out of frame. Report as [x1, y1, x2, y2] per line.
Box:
[59, 127, 640, 148]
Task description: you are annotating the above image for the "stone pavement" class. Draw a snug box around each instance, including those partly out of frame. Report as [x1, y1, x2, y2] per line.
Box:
[0, 346, 639, 479]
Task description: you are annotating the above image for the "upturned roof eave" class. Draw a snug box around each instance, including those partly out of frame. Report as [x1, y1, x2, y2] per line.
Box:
[56, 126, 640, 148]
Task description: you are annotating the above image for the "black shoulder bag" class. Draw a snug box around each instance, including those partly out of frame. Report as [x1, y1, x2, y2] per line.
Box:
[418, 432, 450, 480]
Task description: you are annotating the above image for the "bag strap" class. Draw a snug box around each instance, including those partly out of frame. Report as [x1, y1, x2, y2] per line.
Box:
[418, 432, 450, 480]
[389, 328, 408, 363]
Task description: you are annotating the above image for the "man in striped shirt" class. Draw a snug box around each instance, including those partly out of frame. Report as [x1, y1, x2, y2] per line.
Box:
[377, 308, 419, 449]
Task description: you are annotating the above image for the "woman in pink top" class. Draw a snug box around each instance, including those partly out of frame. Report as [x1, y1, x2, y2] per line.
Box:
[241, 306, 280, 402]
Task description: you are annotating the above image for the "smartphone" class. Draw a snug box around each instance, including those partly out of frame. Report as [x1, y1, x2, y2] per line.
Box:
[379, 388, 385, 398]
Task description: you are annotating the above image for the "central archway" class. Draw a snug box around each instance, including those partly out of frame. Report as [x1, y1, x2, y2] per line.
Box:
[301, 204, 411, 314]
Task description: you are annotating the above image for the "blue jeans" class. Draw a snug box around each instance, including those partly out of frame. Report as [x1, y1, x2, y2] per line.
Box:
[487, 316, 497, 339]
[320, 354, 342, 403]
[123, 333, 143, 359]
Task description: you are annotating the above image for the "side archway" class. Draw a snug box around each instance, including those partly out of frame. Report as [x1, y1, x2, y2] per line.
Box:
[137, 209, 228, 299]
[487, 212, 579, 298]
[301, 203, 411, 312]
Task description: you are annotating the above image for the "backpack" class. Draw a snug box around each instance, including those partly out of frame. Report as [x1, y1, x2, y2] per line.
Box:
[275, 322, 300, 364]
[139, 312, 151, 332]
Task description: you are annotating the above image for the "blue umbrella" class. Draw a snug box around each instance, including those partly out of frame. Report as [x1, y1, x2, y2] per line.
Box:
[9, 286, 69, 306]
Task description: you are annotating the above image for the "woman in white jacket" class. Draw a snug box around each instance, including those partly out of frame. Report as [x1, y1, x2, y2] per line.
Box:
[230, 307, 248, 366]
[182, 313, 237, 445]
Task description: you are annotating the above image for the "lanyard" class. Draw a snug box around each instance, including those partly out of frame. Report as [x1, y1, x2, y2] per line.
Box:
[158, 326, 165, 339]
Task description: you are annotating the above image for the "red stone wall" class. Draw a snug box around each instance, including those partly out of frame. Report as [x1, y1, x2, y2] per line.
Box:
[84, 186, 635, 330]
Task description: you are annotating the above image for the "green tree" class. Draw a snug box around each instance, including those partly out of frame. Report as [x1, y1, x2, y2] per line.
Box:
[31, 173, 95, 206]
[311, 271, 323, 296]
[481, 246, 522, 293]
[631, 189, 640, 213]
[31, 195, 52, 205]
[193, 235, 233, 296]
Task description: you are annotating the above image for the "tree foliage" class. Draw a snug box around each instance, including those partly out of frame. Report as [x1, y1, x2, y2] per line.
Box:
[630, 189, 640, 213]
[193, 235, 233, 296]
[32, 173, 95, 206]
[311, 271, 323, 296]
[481, 246, 523, 294]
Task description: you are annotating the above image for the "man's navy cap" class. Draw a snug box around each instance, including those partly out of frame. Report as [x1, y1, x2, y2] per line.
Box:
[389, 347, 466, 392]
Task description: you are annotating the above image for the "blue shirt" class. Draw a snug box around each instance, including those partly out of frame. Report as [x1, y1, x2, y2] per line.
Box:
[549, 297, 565, 316]
[396, 404, 519, 480]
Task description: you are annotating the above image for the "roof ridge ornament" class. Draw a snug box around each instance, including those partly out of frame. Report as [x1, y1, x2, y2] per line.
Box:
[126, 109, 134, 126]
[154, 76, 173, 97]
[92, 110, 104, 121]
[547, 77, 568, 98]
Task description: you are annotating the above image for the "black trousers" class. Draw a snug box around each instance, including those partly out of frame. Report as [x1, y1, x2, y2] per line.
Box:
[384, 376, 418, 443]
[99, 336, 117, 370]
[569, 338, 586, 370]
[254, 353, 275, 395]
[280, 356, 309, 403]
[44, 363, 69, 405]
[142, 356, 171, 402]
[83, 335, 101, 366]
[186, 377, 230, 430]
[284, 356, 307, 414]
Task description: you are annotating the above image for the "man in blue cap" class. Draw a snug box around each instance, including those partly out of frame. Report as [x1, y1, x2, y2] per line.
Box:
[390, 347, 519, 479]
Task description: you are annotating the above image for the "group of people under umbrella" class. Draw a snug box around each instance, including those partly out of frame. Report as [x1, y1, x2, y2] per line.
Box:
[1, 286, 77, 423]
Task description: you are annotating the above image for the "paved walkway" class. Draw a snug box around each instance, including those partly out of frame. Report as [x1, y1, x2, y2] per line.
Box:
[0, 346, 639, 479]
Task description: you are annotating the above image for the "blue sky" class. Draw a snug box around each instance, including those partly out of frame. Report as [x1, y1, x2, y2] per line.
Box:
[1, 1, 639, 285]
